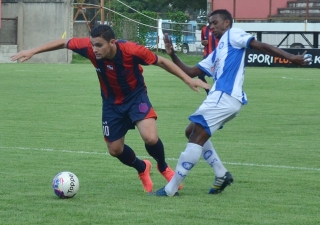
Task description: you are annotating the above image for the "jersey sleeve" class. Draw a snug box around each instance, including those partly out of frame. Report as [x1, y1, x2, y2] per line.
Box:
[131, 44, 157, 65]
[229, 28, 255, 49]
[197, 51, 215, 77]
[66, 37, 91, 58]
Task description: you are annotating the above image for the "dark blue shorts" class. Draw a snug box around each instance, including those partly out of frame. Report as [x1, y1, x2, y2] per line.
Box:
[102, 90, 157, 142]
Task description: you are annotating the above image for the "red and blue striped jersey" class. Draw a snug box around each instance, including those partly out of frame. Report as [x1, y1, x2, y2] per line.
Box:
[201, 25, 218, 58]
[67, 38, 158, 104]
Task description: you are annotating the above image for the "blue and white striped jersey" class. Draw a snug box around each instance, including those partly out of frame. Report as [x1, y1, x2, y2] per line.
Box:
[197, 28, 254, 104]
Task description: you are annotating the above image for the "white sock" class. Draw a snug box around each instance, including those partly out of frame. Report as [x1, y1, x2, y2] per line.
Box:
[202, 140, 227, 177]
[165, 143, 202, 196]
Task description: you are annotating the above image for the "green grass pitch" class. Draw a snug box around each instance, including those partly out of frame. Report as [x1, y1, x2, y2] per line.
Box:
[0, 59, 319, 224]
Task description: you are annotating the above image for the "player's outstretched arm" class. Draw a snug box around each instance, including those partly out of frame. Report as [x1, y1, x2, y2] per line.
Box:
[163, 33, 202, 78]
[156, 55, 210, 93]
[11, 39, 68, 62]
[249, 39, 310, 66]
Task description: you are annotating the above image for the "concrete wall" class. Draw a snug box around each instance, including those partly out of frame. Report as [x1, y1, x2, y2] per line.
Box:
[0, 0, 2, 29]
[73, 21, 90, 38]
[1, 0, 73, 63]
[0, 45, 17, 62]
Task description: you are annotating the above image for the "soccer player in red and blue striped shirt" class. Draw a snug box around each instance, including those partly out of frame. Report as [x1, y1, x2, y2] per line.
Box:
[11, 25, 210, 193]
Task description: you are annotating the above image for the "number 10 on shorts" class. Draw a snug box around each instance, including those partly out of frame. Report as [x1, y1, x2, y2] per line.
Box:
[103, 122, 109, 136]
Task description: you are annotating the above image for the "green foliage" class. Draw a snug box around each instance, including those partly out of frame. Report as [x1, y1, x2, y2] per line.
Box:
[134, 11, 158, 45]
[168, 0, 207, 12]
[112, 11, 136, 40]
[112, 10, 187, 46]
[112, 10, 157, 44]
[166, 11, 187, 46]
[110, 0, 206, 13]
[167, 11, 188, 22]
[112, 0, 149, 12]
[71, 54, 90, 64]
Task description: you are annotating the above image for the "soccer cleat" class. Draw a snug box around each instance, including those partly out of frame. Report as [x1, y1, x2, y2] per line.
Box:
[155, 186, 179, 197]
[157, 165, 183, 190]
[138, 160, 153, 193]
[208, 172, 233, 194]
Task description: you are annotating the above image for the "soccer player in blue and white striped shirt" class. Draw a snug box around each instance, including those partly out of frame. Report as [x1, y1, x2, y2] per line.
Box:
[156, 9, 310, 196]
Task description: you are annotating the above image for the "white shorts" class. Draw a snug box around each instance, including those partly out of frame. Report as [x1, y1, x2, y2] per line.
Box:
[189, 91, 242, 136]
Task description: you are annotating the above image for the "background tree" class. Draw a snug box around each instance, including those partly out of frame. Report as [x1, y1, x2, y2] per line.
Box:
[111, 0, 206, 14]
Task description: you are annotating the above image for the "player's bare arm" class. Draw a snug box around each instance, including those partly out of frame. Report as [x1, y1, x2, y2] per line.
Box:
[156, 56, 210, 93]
[163, 33, 203, 78]
[249, 39, 309, 66]
[11, 39, 68, 62]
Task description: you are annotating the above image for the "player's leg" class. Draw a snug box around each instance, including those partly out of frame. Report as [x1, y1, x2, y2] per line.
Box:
[106, 138, 153, 193]
[136, 118, 166, 169]
[156, 91, 242, 196]
[132, 91, 180, 188]
[106, 137, 145, 172]
[102, 101, 153, 192]
[131, 93, 166, 169]
[200, 92, 241, 194]
[202, 140, 227, 177]
[136, 117, 181, 187]
[186, 123, 229, 184]
[202, 140, 233, 194]
[157, 123, 209, 196]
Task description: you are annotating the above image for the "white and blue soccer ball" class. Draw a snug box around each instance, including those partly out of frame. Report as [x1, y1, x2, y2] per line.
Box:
[52, 171, 79, 199]
[304, 54, 312, 65]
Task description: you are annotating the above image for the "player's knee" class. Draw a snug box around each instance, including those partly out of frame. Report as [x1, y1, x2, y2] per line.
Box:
[143, 135, 158, 146]
[106, 144, 123, 157]
[185, 123, 193, 139]
[185, 127, 192, 139]
[188, 127, 210, 146]
[108, 148, 121, 157]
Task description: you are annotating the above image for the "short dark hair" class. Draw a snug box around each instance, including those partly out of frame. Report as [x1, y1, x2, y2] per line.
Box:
[211, 9, 233, 27]
[90, 25, 115, 42]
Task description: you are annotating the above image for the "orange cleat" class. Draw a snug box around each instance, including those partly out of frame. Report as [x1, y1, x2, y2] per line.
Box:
[157, 165, 183, 190]
[138, 160, 153, 193]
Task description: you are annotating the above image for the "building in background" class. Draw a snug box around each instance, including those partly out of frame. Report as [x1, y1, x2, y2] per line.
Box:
[209, 0, 320, 49]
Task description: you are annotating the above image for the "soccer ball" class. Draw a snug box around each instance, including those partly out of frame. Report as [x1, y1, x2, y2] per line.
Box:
[304, 54, 312, 65]
[52, 171, 79, 199]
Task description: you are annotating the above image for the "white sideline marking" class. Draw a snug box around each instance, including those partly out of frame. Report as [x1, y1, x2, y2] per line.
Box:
[282, 76, 313, 81]
[1, 146, 320, 172]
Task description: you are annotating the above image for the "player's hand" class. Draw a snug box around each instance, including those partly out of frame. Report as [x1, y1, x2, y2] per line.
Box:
[11, 50, 34, 62]
[164, 33, 175, 56]
[202, 40, 208, 46]
[188, 78, 211, 93]
[289, 51, 312, 66]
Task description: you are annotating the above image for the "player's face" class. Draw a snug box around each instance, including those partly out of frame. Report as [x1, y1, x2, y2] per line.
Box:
[209, 14, 230, 39]
[90, 36, 116, 60]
